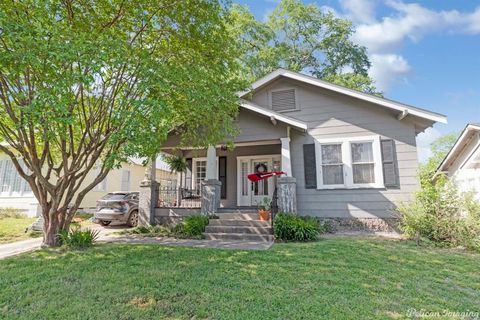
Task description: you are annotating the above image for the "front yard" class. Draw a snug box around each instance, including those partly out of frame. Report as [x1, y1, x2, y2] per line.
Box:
[0, 238, 479, 319]
[0, 217, 40, 244]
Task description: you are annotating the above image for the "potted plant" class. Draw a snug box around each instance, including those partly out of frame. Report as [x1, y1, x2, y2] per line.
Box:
[257, 197, 271, 221]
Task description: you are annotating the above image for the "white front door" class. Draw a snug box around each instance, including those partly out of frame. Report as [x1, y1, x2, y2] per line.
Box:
[237, 155, 281, 207]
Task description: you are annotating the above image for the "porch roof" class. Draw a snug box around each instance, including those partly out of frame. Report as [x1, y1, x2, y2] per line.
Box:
[240, 99, 307, 132]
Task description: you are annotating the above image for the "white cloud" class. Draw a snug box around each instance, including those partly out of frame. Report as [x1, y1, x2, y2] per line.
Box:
[369, 54, 411, 91]
[416, 127, 442, 163]
[347, 1, 480, 92]
[339, 0, 377, 24]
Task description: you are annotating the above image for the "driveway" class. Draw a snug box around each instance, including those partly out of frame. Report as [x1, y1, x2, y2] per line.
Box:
[0, 225, 130, 260]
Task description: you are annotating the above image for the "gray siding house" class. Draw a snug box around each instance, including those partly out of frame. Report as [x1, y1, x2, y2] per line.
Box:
[152, 69, 447, 230]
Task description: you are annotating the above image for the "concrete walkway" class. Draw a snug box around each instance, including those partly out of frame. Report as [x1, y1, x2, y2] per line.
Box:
[0, 237, 43, 259]
[0, 225, 125, 260]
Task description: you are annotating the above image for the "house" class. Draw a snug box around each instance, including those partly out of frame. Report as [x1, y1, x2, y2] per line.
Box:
[143, 69, 447, 233]
[435, 123, 480, 201]
[0, 153, 175, 217]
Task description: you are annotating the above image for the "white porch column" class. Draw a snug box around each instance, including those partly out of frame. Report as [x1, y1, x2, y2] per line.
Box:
[206, 145, 216, 180]
[280, 137, 292, 176]
[202, 145, 221, 215]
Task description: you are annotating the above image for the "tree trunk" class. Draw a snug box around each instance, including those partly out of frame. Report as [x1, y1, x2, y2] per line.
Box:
[43, 216, 62, 247]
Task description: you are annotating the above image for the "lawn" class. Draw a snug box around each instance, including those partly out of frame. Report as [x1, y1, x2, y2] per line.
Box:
[0, 238, 479, 319]
[0, 217, 40, 244]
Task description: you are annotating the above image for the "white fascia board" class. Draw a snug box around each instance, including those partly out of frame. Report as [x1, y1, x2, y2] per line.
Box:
[435, 124, 480, 177]
[239, 68, 447, 124]
[240, 101, 307, 131]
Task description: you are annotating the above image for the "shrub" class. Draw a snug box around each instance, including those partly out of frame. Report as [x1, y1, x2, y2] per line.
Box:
[0, 208, 27, 219]
[274, 213, 323, 242]
[129, 225, 172, 237]
[58, 227, 100, 249]
[181, 215, 209, 237]
[398, 174, 480, 252]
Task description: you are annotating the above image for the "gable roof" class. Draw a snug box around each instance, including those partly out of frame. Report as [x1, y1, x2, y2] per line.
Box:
[435, 123, 480, 177]
[238, 69, 447, 125]
[240, 99, 307, 131]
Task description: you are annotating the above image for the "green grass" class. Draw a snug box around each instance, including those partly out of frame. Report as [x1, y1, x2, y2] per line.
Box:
[0, 238, 479, 319]
[0, 217, 40, 244]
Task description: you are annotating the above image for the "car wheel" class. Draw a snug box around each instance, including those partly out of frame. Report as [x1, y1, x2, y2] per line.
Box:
[100, 220, 111, 226]
[127, 210, 139, 227]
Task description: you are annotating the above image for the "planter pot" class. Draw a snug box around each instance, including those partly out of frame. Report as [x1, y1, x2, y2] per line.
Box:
[258, 210, 270, 221]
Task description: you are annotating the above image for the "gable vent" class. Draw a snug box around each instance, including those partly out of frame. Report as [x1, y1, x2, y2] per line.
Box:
[271, 89, 296, 111]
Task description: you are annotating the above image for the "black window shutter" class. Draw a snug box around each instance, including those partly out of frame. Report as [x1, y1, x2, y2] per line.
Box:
[219, 156, 227, 199]
[303, 144, 317, 189]
[381, 140, 399, 188]
[185, 158, 192, 189]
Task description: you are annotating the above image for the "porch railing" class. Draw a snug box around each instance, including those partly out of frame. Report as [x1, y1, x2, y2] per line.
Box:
[157, 186, 201, 208]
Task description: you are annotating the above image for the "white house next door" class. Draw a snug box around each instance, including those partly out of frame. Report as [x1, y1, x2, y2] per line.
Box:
[237, 155, 281, 207]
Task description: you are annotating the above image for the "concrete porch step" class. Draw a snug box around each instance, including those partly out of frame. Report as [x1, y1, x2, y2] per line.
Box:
[216, 213, 260, 220]
[217, 208, 257, 214]
[203, 232, 273, 242]
[205, 225, 272, 235]
[209, 219, 270, 227]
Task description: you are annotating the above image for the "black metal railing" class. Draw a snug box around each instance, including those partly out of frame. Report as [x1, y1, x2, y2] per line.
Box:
[157, 186, 201, 208]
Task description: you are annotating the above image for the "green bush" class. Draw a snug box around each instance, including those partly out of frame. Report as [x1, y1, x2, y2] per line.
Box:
[0, 208, 26, 219]
[181, 215, 209, 237]
[58, 227, 100, 249]
[130, 225, 172, 237]
[398, 174, 480, 252]
[274, 213, 323, 242]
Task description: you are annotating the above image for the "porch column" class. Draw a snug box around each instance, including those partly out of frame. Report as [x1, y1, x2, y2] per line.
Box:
[277, 176, 297, 214]
[206, 145, 216, 180]
[280, 137, 292, 176]
[139, 156, 159, 226]
[201, 145, 221, 215]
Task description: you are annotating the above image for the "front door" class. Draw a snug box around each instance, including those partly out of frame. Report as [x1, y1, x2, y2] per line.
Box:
[237, 156, 280, 207]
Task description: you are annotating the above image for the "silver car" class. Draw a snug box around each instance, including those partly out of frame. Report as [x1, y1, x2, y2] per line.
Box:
[95, 192, 139, 227]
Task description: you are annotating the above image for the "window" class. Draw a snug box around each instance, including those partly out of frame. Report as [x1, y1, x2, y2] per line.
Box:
[320, 144, 344, 185]
[0, 158, 32, 196]
[315, 136, 383, 189]
[270, 88, 297, 112]
[351, 142, 375, 184]
[193, 160, 207, 191]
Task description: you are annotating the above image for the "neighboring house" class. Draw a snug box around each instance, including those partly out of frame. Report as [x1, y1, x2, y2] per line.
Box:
[0, 153, 175, 217]
[158, 69, 447, 230]
[435, 123, 480, 201]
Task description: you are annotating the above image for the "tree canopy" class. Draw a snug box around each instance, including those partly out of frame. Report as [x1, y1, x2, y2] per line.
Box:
[0, 0, 243, 245]
[228, 0, 378, 94]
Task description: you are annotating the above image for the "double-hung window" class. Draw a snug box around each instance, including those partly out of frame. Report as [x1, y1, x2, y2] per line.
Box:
[315, 135, 384, 189]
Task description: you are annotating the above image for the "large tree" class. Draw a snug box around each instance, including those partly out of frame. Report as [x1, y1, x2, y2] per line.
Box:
[229, 0, 378, 94]
[0, 0, 243, 246]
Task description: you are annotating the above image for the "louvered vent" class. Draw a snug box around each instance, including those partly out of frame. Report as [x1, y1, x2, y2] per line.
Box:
[271, 89, 296, 111]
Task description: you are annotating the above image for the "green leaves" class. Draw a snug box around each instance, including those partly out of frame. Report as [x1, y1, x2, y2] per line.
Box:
[228, 0, 378, 93]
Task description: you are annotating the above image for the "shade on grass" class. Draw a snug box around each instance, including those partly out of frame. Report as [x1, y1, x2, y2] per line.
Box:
[0, 218, 39, 244]
[0, 238, 479, 319]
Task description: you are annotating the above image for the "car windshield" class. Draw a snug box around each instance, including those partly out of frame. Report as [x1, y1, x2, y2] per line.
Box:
[101, 193, 127, 200]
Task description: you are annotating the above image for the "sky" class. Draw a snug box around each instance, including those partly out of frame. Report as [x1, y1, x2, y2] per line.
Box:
[235, 0, 480, 161]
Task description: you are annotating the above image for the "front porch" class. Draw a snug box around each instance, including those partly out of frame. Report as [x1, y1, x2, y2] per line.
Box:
[138, 140, 298, 226]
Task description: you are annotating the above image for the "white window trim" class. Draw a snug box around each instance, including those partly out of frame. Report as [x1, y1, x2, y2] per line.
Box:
[192, 157, 219, 190]
[268, 87, 299, 113]
[315, 135, 384, 190]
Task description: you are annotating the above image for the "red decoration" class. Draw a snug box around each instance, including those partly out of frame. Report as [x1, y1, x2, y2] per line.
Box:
[247, 171, 285, 182]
